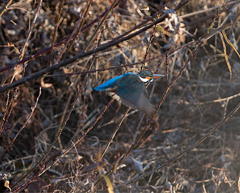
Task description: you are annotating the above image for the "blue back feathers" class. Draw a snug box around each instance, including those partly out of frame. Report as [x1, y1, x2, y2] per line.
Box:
[94, 72, 136, 91]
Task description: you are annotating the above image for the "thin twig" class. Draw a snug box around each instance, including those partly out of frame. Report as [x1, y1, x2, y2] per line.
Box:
[101, 108, 130, 159]
[128, 99, 240, 184]
[10, 87, 42, 147]
[0, 2, 188, 93]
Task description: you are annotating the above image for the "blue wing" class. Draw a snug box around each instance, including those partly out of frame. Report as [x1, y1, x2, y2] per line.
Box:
[93, 72, 135, 91]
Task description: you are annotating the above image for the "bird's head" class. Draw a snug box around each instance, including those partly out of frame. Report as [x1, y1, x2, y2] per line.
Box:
[138, 70, 165, 83]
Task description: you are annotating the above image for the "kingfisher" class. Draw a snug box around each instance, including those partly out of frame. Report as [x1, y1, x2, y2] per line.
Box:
[93, 71, 164, 114]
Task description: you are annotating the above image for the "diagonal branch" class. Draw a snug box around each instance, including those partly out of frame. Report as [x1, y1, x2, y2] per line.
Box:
[0, 8, 179, 93]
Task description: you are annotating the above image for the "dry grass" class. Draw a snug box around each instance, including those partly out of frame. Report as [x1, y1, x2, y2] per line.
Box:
[0, 0, 240, 192]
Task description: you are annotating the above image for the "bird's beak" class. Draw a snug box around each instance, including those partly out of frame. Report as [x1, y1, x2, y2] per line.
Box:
[153, 74, 165, 79]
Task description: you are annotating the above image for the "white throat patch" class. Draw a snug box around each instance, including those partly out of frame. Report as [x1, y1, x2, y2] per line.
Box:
[139, 76, 151, 82]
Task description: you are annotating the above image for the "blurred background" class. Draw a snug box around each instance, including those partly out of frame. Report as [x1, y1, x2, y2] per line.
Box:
[0, 0, 240, 192]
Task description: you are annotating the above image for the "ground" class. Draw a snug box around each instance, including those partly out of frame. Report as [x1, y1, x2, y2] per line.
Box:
[0, 0, 240, 192]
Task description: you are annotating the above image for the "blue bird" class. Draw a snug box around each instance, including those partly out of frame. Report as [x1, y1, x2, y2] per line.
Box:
[93, 71, 164, 114]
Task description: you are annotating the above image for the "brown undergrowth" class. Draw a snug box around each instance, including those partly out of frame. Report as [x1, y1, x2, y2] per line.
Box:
[0, 0, 240, 192]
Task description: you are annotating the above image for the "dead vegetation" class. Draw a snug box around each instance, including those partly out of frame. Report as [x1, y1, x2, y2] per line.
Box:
[0, 0, 240, 192]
